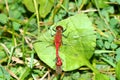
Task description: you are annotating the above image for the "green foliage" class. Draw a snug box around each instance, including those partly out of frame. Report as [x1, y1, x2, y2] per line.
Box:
[0, 0, 120, 79]
[0, 65, 10, 80]
[110, 0, 120, 4]
[19, 67, 31, 80]
[0, 13, 8, 24]
[115, 48, 120, 62]
[13, 22, 21, 31]
[22, 0, 36, 12]
[34, 13, 96, 71]
[95, 73, 109, 80]
[92, 0, 109, 8]
[23, 0, 54, 18]
[0, 45, 7, 60]
[39, 0, 54, 18]
[116, 61, 120, 80]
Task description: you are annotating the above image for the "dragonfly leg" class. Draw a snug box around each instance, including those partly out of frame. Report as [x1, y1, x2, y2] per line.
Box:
[62, 31, 71, 38]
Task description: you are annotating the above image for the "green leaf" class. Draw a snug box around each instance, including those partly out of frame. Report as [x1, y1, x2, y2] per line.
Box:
[116, 61, 120, 80]
[0, 13, 8, 24]
[0, 51, 7, 60]
[80, 73, 92, 80]
[101, 10, 109, 22]
[115, 48, 120, 62]
[110, 18, 118, 27]
[105, 6, 114, 14]
[95, 73, 109, 80]
[71, 72, 80, 79]
[110, 43, 118, 49]
[22, 0, 40, 12]
[0, 65, 10, 80]
[9, 10, 21, 19]
[107, 35, 114, 43]
[13, 22, 21, 31]
[33, 13, 96, 71]
[116, 0, 120, 4]
[92, 0, 109, 8]
[104, 41, 110, 49]
[96, 39, 104, 48]
[22, 0, 35, 12]
[19, 67, 31, 80]
[39, 0, 54, 18]
[110, 75, 116, 80]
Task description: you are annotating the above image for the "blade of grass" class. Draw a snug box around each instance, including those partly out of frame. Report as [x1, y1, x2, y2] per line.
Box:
[19, 67, 31, 80]
[22, 13, 36, 60]
[101, 57, 116, 68]
[7, 47, 15, 66]
[33, 0, 40, 37]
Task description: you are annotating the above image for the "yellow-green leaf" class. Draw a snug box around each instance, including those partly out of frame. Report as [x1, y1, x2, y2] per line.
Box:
[39, 0, 54, 18]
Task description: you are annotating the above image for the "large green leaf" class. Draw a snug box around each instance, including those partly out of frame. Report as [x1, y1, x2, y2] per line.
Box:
[22, 0, 35, 12]
[22, 0, 40, 12]
[33, 13, 96, 71]
[39, 0, 54, 18]
[23, 0, 55, 18]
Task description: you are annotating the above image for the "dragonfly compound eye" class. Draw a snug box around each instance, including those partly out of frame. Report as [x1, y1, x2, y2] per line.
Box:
[56, 26, 63, 31]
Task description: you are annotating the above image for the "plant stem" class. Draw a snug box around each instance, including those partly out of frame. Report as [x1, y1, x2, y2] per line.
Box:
[33, 0, 40, 37]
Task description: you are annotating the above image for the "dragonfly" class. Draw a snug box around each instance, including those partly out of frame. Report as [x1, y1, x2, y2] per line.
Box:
[34, 14, 96, 76]
[54, 25, 64, 74]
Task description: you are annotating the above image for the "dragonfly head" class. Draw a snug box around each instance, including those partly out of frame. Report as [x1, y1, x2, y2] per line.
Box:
[56, 26, 63, 31]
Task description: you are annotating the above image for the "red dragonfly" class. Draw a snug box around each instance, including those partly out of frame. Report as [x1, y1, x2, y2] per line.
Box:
[54, 25, 63, 74]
